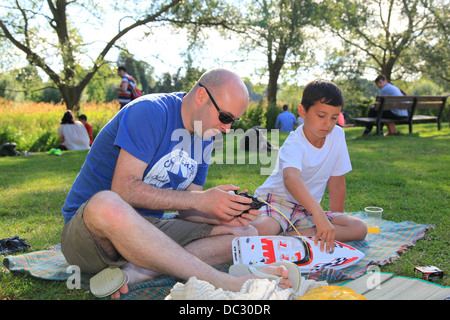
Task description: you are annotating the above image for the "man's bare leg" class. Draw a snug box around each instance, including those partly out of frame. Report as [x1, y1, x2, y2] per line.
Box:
[113, 227, 257, 298]
[113, 232, 254, 299]
[84, 191, 290, 299]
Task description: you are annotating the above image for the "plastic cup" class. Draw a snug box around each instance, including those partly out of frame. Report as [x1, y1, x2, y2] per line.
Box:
[365, 207, 383, 234]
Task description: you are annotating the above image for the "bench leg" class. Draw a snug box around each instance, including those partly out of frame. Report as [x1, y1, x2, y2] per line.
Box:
[376, 122, 382, 136]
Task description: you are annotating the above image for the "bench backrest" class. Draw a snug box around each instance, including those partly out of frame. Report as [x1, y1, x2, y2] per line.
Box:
[374, 95, 448, 115]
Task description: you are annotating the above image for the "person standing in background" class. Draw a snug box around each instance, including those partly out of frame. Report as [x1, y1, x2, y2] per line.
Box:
[115, 66, 137, 109]
[275, 104, 297, 132]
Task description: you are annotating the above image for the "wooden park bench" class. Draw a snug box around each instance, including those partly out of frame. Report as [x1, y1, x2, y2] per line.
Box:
[352, 95, 448, 135]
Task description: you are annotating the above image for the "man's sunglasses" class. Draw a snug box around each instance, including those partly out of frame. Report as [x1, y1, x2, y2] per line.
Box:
[198, 82, 239, 125]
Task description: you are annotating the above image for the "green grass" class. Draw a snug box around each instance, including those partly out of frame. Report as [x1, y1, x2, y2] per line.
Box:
[0, 123, 449, 299]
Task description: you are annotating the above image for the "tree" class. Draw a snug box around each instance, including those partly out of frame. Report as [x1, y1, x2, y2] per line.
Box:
[324, 0, 439, 82]
[0, 0, 185, 110]
[406, 0, 449, 86]
[238, 0, 319, 105]
[85, 63, 115, 103]
[0, 0, 238, 111]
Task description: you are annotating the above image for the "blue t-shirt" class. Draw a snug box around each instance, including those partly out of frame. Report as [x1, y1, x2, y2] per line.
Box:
[275, 111, 297, 132]
[62, 92, 213, 223]
[380, 83, 408, 117]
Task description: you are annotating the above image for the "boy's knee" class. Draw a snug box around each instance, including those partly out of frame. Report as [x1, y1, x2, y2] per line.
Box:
[240, 225, 259, 237]
[211, 224, 258, 237]
[252, 216, 282, 235]
[353, 218, 368, 240]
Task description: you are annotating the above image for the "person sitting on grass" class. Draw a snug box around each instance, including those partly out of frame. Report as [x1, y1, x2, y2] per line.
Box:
[77, 114, 93, 146]
[57, 110, 90, 150]
[252, 79, 367, 254]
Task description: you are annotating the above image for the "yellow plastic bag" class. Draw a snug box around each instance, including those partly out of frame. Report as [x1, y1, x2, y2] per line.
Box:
[298, 286, 366, 300]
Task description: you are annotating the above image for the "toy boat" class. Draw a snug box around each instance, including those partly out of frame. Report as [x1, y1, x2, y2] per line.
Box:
[232, 236, 364, 274]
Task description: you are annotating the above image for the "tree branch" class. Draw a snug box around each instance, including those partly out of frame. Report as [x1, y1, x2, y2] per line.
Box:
[0, 19, 61, 85]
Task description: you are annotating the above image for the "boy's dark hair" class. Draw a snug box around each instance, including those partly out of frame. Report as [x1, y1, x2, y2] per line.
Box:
[282, 104, 289, 111]
[78, 114, 87, 121]
[374, 74, 387, 83]
[117, 66, 127, 72]
[301, 79, 344, 111]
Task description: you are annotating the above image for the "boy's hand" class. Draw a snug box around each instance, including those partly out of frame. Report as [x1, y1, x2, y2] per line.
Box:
[313, 214, 335, 253]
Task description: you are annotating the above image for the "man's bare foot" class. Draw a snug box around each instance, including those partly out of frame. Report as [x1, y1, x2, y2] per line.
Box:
[110, 263, 161, 300]
[226, 264, 293, 292]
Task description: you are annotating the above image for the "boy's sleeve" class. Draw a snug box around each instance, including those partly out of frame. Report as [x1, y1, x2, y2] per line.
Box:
[331, 130, 352, 176]
[278, 138, 304, 173]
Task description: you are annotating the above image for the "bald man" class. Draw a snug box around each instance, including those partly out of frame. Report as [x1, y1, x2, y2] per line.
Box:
[60, 68, 293, 299]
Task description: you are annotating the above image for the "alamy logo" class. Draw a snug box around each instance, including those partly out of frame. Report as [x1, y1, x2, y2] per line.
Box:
[170, 122, 280, 176]
[66, 265, 81, 289]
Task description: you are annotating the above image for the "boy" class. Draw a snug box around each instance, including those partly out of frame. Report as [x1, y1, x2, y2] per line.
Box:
[78, 114, 93, 146]
[253, 79, 367, 253]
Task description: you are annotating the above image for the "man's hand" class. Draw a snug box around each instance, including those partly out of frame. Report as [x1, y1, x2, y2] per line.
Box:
[193, 184, 261, 226]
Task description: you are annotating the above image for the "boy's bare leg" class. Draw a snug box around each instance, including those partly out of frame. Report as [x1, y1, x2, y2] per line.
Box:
[286, 215, 367, 242]
[386, 122, 397, 135]
[253, 214, 367, 242]
[251, 215, 283, 235]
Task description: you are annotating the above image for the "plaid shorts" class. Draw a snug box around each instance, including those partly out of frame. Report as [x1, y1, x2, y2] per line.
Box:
[258, 193, 344, 233]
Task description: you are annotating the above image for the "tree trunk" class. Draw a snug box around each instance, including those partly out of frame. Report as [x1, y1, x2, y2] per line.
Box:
[267, 72, 279, 105]
[59, 85, 83, 112]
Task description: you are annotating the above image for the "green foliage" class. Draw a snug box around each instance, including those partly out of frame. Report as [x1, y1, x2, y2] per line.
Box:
[39, 88, 63, 104]
[233, 99, 266, 131]
[264, 102, 280, 130]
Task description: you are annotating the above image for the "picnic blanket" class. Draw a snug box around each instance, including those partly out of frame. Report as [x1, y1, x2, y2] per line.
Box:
[2, 212, 434, 300]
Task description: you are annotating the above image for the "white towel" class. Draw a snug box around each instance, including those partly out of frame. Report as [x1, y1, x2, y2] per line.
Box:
[165, 277, 327, 300]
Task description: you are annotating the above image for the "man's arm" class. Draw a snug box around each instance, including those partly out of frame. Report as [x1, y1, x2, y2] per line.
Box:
[114, 79, 128, 93]
[283, 167, 335, 253]
[327, 175, 346, 213]
[110, 148, 252, 221]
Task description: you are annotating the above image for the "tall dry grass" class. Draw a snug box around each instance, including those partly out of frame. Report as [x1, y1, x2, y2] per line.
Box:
[0, 97, 119, 114]
[0, 97, 120, 152]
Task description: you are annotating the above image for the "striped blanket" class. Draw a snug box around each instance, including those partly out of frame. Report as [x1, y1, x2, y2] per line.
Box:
[2, 212, 433, 300]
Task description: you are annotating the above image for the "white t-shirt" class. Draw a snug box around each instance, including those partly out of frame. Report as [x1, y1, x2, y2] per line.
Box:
[57, 121, 90, 150]
[255, 125, 352, 205]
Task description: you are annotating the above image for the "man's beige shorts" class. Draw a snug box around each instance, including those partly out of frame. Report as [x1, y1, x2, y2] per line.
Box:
[61, 200, 214, 274]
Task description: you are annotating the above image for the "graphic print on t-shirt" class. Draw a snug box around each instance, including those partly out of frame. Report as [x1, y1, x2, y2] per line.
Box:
[143, 149, 198, 190]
